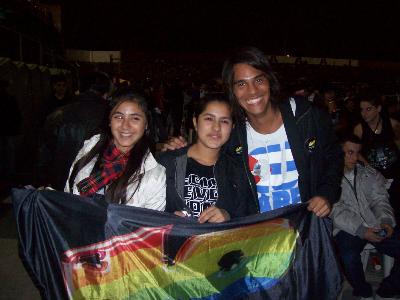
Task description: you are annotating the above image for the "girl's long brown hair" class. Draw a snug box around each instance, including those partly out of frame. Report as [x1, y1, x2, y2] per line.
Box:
[68, 91, 154, 204]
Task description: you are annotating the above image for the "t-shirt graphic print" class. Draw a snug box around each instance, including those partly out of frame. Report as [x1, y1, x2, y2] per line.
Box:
[247, 123, 300, 212]
[184, 158, 218, 218]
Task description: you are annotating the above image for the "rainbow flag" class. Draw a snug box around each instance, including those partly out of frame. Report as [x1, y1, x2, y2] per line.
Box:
[12, 189, 342, 300]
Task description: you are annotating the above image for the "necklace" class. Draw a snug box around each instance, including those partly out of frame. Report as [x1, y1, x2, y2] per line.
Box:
[373, 117, 381, 134]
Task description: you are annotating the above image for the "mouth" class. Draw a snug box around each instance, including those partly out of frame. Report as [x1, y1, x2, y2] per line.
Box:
[246, 97, 263, 105]
[208, 134, 221, 140]
[119, 132, 133, 137]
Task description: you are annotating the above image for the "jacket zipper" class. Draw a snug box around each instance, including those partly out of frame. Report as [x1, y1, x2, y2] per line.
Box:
[174, 159, 194, 216]
[343, 166, 369, 225]
[238, 126, 260, 212]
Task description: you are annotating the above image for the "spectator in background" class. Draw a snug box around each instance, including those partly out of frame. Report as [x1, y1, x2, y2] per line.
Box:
[331, 134, 399, 299]
[354, 89, 400, 224]
[36, 71, 112, 190]
[384, 96, 400, 122]
[44, 74, 71, 119]
[165, 79, 184, 136]
[342, 89, 361, 128]
[314, 84, 342, 128]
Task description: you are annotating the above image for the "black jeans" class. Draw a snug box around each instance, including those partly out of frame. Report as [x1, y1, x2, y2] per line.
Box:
[335, 227, 400, 297]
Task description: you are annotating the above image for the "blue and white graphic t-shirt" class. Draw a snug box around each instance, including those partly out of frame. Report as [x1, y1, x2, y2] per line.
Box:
[247, 123, 300, 212]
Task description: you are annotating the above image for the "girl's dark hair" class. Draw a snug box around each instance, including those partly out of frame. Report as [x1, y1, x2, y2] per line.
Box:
[68, 91, 154, 204]
[357, 88, 382, 107]
[193, 92, 233, 122]
[221, 46, 281, 121]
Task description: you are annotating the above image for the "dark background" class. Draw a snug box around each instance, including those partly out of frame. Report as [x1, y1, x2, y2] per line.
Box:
[61, 1, 400, 60]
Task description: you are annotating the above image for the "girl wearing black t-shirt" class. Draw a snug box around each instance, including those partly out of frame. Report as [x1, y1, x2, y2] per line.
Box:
[157, 93, 255, 223]
[354, 91, 400, 223]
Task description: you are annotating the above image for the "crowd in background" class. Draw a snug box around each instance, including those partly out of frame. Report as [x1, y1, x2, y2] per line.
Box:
[1, 63, 400, 193]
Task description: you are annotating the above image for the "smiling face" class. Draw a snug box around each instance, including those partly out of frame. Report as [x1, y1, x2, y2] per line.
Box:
[360, 100, 381, 124]
[232, 63, 271, 121]
[193, 101, 233, 151]
[110, 100, 147, 153]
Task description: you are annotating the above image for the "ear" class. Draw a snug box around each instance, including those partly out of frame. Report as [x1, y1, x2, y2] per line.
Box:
[377, 105, 382, 113]
[192, 117, 197, 131]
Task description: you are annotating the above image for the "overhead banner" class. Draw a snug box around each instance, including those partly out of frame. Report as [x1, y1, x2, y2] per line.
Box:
[12, 189, 342, 300]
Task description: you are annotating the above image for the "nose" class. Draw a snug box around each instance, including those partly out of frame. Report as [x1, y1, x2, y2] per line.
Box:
[361, 111, 368, 120]
[212, 120, 221, 131]
[121, 118, 130, 129]
[248, 81, 257, 95]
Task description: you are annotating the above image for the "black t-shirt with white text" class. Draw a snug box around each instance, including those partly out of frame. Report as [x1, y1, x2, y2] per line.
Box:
[184, 158, 218, 218]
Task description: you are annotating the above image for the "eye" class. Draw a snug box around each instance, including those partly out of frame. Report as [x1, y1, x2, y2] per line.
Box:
[235, 81, 246, 88]
[113, 114, 123, 120]
[221, 119, 232, 125]
[255, 77, 264, 84]
[204, 116, 213, 121]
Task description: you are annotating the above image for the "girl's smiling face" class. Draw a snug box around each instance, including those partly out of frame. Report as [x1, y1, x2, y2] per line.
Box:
[110, 100, 147, 153]
[193, 101, 233, 150]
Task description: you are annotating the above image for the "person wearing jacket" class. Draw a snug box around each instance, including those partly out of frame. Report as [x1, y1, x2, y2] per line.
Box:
[157, 93, 255, 223]
[163, 47, 343, 216]
[331, 134, 399, 299]
[65, 90, 166, 210]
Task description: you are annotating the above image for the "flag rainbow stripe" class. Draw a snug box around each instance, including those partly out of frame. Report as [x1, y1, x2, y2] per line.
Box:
[62, 218, 297, 299]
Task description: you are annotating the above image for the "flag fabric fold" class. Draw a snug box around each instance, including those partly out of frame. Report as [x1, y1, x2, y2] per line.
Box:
[12, 188, 342, 300]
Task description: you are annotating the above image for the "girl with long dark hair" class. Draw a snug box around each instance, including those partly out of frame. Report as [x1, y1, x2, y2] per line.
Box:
[354, 89, 400, 223]
[65, 91, 166, 209]
[157, 93, 255, 223]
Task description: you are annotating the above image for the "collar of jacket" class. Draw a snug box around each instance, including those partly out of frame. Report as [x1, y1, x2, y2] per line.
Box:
[279, 98, 308, 183]
[139, 151, 159, 175]
[174, 147, 189, 200]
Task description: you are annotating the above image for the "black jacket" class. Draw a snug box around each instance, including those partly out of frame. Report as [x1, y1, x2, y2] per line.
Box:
[223, 97, 343, 212]
[156, 147, 257, 218]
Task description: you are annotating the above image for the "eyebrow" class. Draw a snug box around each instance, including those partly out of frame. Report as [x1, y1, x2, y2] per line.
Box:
[202, 113, 232, 119]
[113, 111, 144, 117]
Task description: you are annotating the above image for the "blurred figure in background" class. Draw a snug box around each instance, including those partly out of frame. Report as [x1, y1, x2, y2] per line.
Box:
[354, 88, 400, 224]
[36, 71, 112, 190]
[331, 134, 399, 300]
[46, 74, 71, 116]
